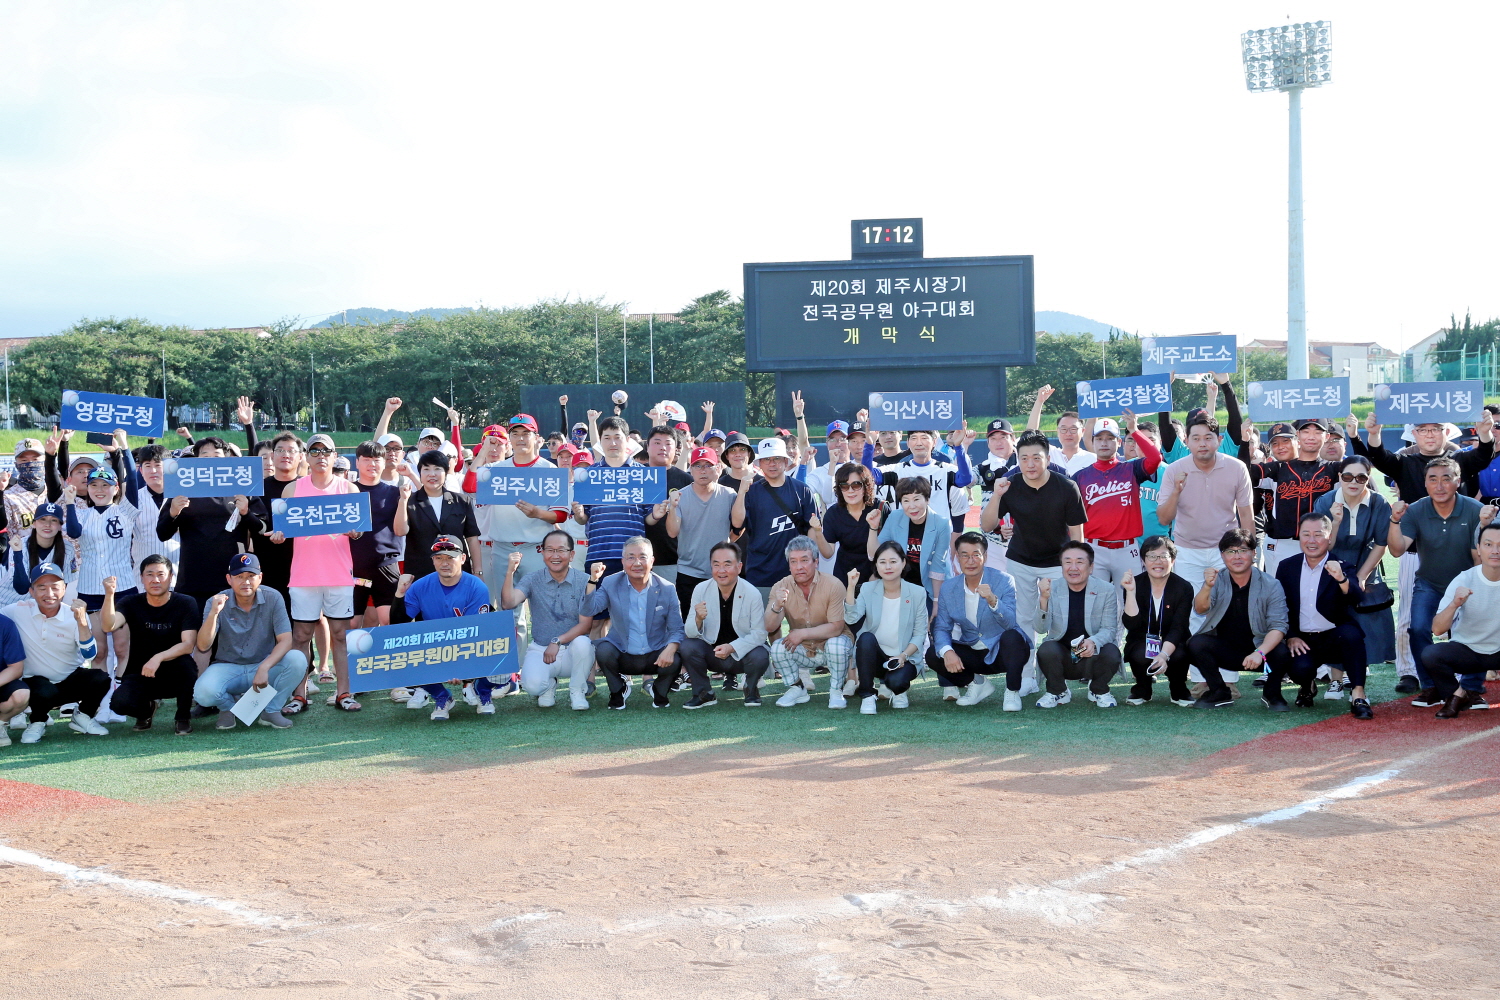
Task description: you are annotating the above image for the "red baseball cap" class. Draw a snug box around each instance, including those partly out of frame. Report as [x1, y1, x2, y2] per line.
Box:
[508, 414, 539, 433]
[481, 424, 509, 440]
[570, 448, 594, 468]
[689, 446, 718, 466]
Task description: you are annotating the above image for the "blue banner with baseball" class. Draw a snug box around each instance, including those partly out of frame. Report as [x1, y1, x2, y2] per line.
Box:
[1246, 377, 1350, 421]
[473, 465, 570, 506]
[162, 457, 264, 498]
[571, 465, 667, 505]
[866, 391, 964, 431]
[1140, 334, 1237, 376]
[346, 610, 518, 694]
[270, 492, 372, 537]
[1373, 380, 1483, 424]
[1074, 374, 1172, 419]
[60, 390, 166, 437]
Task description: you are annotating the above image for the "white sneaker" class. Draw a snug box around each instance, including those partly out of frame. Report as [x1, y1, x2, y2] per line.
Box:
[828, 690, 847, 710]
[389, 687, 412, 703]
[842, 678, 857, 696]
[463, 683, 481, 706]
[878, 683, 896, 700]
[406, 688, 431, 710]
[9, 712, 27, 730]
[430, 703, 450, 721]
[93, 706, 128, 724]
[892, 692, 909, 709]
[68, 712, 109, 736]
[1316, 665, 1332, 680]
[1036, 692, 1060, 709]
[956, 677, 995, 706]
[570, 689, 589, 711]
[476, 701, 495, 715]
[860, 695, 877, 715]
[1324, 679, 1346, 701]
[537, 680, 556, 709]
[776, 686, 810, 707]
[305, 680, 321, 695]
[1003, 689, 1022, 712]
[1093, 692, 1118, 708]
[799, 670, 817, 695]
[325, 693, 337, 706]
[1018, 673, 1040, 697]
[20, 721, 46, 743]
[1056, 687, 1072, 705]
[0, 729, 10, 747]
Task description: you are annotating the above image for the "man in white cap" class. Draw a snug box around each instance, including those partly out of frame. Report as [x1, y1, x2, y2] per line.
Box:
[731, 438, 819, 598]
[1071, 410, 1161, 595]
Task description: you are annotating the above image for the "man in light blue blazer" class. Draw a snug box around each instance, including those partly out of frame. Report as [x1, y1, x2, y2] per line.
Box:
[927, 532, 1033, 711]
[583, 537, 685, 710]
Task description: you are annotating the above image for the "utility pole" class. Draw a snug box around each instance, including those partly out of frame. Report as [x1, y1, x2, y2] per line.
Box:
[310, 349, 318, 434]
[649, 313, 655, 383]
[622, 312, 628, 385]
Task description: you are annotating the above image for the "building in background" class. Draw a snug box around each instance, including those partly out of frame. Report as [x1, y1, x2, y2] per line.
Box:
[1243, 338, 1401, 397]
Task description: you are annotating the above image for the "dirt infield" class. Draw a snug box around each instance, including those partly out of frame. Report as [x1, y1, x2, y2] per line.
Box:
[0, 690, 1496, 999]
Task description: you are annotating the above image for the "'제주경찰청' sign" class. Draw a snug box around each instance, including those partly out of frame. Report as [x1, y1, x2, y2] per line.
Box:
[346, 611, 518, 694]
[161, 458, 264, 498]
[60, 390, 166, 437]
[1075, 375, 1172, 419]
[472, 466, 570, 507]
[271, 492, 372, 537]
[1246, 378, 1350, 421]
[865, 391, 964, 431]
[1140, 334, 1237, 376]
[1373, 380, 1483, 424]
[572, 465, 667, 505]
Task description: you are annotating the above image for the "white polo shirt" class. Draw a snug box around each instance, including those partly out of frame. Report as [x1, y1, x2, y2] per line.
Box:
[1, 599, 88, 682]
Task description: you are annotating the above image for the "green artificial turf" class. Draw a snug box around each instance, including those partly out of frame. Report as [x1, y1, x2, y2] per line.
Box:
[0, 667, 1403, 804]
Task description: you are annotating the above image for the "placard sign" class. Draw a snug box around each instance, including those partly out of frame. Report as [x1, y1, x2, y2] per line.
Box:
[1246, 378, 1350, 421]
[60, 390, 166, 437]
[866, 391, 964, 432]
[1140, 334, 1237, 376]
[1373, 380, 1483, 424]
[162, 458, 264, 498]
[1074, 375, 1172, 419]
[346, 610, 519, 694]
[473, 465, 570, 507]
[270, 492, 372, 537]
[571, 465, 667, 505]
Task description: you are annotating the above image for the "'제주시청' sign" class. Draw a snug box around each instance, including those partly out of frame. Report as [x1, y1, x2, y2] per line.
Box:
[346, 611, 518, 694]
[1373, 380, 1483, 424]
[1075, 375, 1172, 419]
[866, 391, 964, 432]
[161, 458, 264, 498]
[571, 465, 667, 505]
[1246, 378, 1350, 421]
[1140, 334, 1237, 376]
[472, 466, 570, 507]
[270, 492, 372, 537]
[60, 390, 166, 437]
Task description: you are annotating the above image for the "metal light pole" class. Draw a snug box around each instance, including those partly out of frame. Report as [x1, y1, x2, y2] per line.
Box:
[309, 349, 318, 434]
[4, 345, 11, 431]
[1242, 20, 1332, 381]
[622, 312, 628, 385]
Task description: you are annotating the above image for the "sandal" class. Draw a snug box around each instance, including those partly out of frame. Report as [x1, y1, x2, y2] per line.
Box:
[282, 695, 308, 716]
[318, 670, 335, 684]
[336, 692, 362, 712]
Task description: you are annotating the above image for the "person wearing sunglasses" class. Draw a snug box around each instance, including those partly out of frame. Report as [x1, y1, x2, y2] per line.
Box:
[1313, 455, 1396, 672]
[810, 462, 880, 587]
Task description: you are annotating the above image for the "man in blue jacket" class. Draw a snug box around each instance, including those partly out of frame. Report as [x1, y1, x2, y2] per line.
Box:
[583, 537, 685, 709]
[1271, 512, 1371, 718]
[927, 532, 1032, 711]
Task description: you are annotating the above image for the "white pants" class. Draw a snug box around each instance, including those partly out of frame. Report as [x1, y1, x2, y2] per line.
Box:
[1088, 541, 1140, 648]
[1174, 545, 1226, 661]
[519, 637, 594, 698]
[1006, 560, 1064, 677]
[1394, 549, 1419, 678]
[1261, 537, 1301, 578]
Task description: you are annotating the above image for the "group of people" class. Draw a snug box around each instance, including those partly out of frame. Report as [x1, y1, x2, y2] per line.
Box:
[0, 377, 1493, 745]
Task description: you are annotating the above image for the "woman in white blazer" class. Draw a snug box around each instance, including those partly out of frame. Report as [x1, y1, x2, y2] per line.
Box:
[844, 540, 929, 715]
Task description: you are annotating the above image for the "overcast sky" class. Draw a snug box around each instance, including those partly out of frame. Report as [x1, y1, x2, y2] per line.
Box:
[2, 1, 1495, 353]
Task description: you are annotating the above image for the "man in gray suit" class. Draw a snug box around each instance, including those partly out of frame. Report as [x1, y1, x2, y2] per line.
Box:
[583, 537, 685, 710]
[680, 541, 770, 708]
[1035, 541, 1122, 708]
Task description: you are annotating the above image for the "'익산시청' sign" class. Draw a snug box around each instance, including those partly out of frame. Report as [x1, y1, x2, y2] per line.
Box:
[162, 458, 264, 498]
[1246, 378, 1350, 421]
[1074, 375, 1172, 419]
[270, 492, 372, 537]
[346, 610, 518, 694]
[60, 390, 166, 437]
[1140, 334, 1237, 376]
[571, 465, 667, 505]
[865, 391, 964, 431]
[1373, 380, 1483, 425]
[472, 465, 570, 506]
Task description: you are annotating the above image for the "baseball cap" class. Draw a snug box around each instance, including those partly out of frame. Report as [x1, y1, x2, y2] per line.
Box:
[985, 419, 1014, 437]
[377, 433, 404, 448]
[307, 433, 336, 452]
[1293, 417, 1329, 432]
[570, 448, 594, 468]
[570, 422, 588, 437]
[848, 420, 868, 437]
[756, 438, 789, 461]
[689, 446, 719, 466]
[431, 535, 464, 555]
[86, 465, 117, 484]
[699, 428, 725, 444]
[228, 552, 262, 576]
[656, 400, 688, 424]
[68, 454, 100, 471]
[333, 455, 351, 472]
[826, 420, 850, 438]
[1268, 422, 1296, 440]
[481, 424, 509, 441]
[418, 427, 444, 443]
[12, 438, 43, 458]
[508, 414, 539, 433]
[1093, 418, 1121, 438]
[32, 502, 65, 522]
[28, 562, 65, 586]
[674, 421, 691, 435]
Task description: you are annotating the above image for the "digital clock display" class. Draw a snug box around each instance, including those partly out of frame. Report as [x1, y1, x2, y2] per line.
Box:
[851, 218, 923, 257]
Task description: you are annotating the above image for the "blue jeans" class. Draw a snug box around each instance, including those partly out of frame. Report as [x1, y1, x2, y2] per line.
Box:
[194, 649, 309, 713]
[1408, 577, 1445, 690]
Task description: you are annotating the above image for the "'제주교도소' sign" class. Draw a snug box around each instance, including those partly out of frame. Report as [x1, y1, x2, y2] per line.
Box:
[1140, 334, 1237, 376]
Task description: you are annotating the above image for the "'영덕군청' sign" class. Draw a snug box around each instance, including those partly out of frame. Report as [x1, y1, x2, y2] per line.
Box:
[1246, 377, 1350, 421]
[1373, 380, 1483, 424]
[865, 391, 964, 431]
[346, 610, 518, 694]
[1075, 375, 1172, 419]
[1140, 334, 1237, 376]
[60, 390, 166, 437]
[473, 465, 570, 507]
[161, 457, 264, 498]
[572, 465, 667, 505]
[270, 492, 372, 537]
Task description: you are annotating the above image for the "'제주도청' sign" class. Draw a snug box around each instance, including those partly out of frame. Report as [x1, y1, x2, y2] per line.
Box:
[1075, 375, 1172, 419]
[1373, 380, 1483, 424]
[1246, 378, 1350, 421]
[473, 466, 570, 506]
[1140, 334, 1237, 376]
[572, 465, 667, 505]
[866, 391, 964, 432]
[161, 458, 264, 498]
[60, 390, 166, 437]
[346, 610, 518, 694]
[270, 492, 372, 537]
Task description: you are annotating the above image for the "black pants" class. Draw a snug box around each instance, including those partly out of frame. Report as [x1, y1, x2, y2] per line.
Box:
[675, 574, 706, 618]
[1418, 642, 1496, 701]
[111, 660, 198, 722]
[1037, 639, 1121, 695]
[1125, 637, 1192, 702]
[924, 632, 1031, 691]
[1272, 622, 1368, 688]
[856, 632, 920, 698]
[594, 640, 682, 699]
[25, 667, 110, 718]
[680, 637, 768, 698]
[1188, 633, 1312, 701]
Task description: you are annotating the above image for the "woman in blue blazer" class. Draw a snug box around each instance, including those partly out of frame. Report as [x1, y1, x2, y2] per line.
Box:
[844, 541, 930, 715]
[869, 477, 949, 607]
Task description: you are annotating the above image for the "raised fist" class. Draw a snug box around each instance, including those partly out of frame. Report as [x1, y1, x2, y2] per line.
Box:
[209, 592, 230, 614]
[864, 506, 883, 531]
[1120, 572, 1135, 592]
[1037, 577, 1051, 601]
[1453, 586, 1473, 608]
[1324, 560, 1345, 582]
[1202, 568, 1219, 589]
[976, 582, 995, 605]
[589, 562, 607, 582]
[507, 550, 523, 574]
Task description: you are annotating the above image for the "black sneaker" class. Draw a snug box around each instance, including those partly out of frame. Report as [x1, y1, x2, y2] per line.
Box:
[1394, 675, 1420, 695]
[1261, 694, 1290, 713]
[1350, 698, 1374, 720]
[684, 693, 718, 710]
[188, 704, 214, 719]
[721, 676, 740, 693]
[174, 720, 192, 736]
[608, 690, 626, 710]
[1411, 688, 1444, 708]
[652, 694, 671, 709]
[1294, 687, 1317, 708]
[743, 689, 761, 707]
[1252, 678, 1266, 688]
[671, 677, 692, 693]
[132, 716, 154, 732]
[1192, 693, 1234, 709]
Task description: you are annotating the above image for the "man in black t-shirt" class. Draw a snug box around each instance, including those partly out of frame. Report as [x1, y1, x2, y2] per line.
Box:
[350, 440, 412, 627]
[251, 431, 304, 603]
[103, 556, 201, 734]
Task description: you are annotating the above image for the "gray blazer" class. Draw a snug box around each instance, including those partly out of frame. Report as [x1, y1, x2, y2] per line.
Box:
[1195, 566, 1289, 644]
[583, 572, 685, 649]
[1037, 579, 1119, 650]
[844, 580, 929, 660]
[683, 576, 769, 660]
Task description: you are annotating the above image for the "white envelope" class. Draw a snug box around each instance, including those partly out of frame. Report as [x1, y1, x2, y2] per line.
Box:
[231, 684, 279, 726]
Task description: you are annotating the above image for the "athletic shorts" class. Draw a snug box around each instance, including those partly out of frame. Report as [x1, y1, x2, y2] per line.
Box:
[353, 563, 400, 612]
[0, 677, 27, 701]
[80, 587, 139, 613]
[289, 585, 355, 622]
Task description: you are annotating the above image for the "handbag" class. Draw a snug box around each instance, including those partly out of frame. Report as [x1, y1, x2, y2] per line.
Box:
[1354, 569, 1394, 613]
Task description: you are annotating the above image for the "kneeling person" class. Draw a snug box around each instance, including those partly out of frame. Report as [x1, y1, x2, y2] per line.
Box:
[847, 541, 929, 714]
[104, 559, 200, 735]
[582, 537, 685, 709]
[392, 536, 500, 719]
[1185, 529, 1289, 710]
[1, 563, 109, 743]
[1035, 541, 1122, 708]
[1422, 521, 1500, 718]
[502, 531, 596, 711]
[766, 536, 854, 708]
[928, 531, 1032, 711]
[1269, 512, 1370, 717]
[681, 541, 770, 708]
[194, 553, 307, 730]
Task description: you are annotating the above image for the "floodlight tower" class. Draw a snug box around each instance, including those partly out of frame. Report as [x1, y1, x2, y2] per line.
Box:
[1241, 21, 1332, 380]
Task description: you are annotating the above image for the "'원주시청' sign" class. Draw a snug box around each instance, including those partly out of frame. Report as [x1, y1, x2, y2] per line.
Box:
[270, 492, 372, 537]
[1075, 375, 1172, 419]
[346, 610, 518, 694]
[1140, 334, 1237, 376]
[60, 390, 166, 437]
[1373, 380, 1483, 425]
[472, 465, 571, 506]
[571, 465, 667, 505]
[865, 391, 964, 432]
[161, 458, 264, 498]
[1246, 378, 1350, 421]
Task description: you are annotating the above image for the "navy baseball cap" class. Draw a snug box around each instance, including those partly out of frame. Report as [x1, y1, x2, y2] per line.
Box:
[1268, 422, 1296, 440]
[699, 427, 725, 444]
[986, 419, 1015, 436]
[228, 553, 262, 576]
[29, 562, 65, 585]
[32, 502, 66, 522]
[826, 420, 850, 437]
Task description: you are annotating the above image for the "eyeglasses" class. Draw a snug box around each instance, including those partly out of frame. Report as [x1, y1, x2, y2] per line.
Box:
[540, 546, 571, 555]
[1340, 473, 1369, 484]
[1143, 551, 1173, 561]
[308, 447, 333, 457]
[1223, 547, 1252, 557]
[957, 550, 985, 560]
[272, 448, 300, 457]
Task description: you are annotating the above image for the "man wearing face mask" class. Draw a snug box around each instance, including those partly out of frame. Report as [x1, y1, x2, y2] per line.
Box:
[3, 438, 46, 535]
